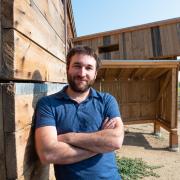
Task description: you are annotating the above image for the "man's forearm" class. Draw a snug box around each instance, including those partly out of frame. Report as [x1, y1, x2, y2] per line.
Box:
[35, 127, 97, 165]
[42, 141, 97, 165]
[58, 124, 124, 153]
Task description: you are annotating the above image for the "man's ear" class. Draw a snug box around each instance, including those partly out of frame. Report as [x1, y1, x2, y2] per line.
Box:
[94, 71, 97, 79]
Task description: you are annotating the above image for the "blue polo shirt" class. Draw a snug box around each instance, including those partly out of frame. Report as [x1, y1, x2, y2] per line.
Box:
[35, 86, 121, 180]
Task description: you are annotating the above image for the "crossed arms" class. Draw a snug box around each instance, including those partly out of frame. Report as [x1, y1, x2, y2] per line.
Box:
[35, 117, 124, 165]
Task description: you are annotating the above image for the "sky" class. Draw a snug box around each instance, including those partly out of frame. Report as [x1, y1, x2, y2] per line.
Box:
[71, 0, 180, 37]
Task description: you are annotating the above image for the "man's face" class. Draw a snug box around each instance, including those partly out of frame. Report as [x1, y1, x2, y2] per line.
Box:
[67, 54, 97, 93]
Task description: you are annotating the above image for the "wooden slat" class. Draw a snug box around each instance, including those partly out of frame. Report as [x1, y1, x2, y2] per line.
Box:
[111, 34, 119, 45]
[100, 60, 180, 69]
[2, 0, 65, 61]
[118, 33, 125, 59]
[142, 68, 156, 79]
[33, 0, 65, 42]
[144, 28, 153, 58]
[0, 85, 6, 180]
[131, 30, 143, 59]
[124, 32, 133, 59]
[2, 29, 67, 82]
[4, 83, 65, 132]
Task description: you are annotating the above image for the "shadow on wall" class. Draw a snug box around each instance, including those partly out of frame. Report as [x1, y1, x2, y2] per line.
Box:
[23, 70, 51, 180]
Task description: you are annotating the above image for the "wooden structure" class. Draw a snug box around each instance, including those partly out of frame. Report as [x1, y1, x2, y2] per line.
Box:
[94, 60, 179, 151]
[0, 0, 75, 179]
[0, 83, 65, 180]
[0, 0, 76, 82]
[74, 17, 180, 60]
[74, 17, 180, 151]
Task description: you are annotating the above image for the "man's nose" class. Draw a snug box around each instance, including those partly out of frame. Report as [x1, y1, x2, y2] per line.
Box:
[78, 67, 86, 76]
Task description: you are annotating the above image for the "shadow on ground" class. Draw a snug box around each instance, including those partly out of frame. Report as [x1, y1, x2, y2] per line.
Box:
[123, 131, 170, 151]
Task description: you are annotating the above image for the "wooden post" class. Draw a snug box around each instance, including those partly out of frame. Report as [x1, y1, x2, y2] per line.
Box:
[0, 85, 6, 180]
[169, 130, 179, 151]
[154, 121, 161, 137]
[169, 68, 179, 151]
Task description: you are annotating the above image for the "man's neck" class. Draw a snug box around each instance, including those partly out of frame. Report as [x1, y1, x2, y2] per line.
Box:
[66, 86, 90, 103]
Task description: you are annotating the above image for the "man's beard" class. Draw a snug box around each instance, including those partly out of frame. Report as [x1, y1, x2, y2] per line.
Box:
[67, 74, 95, 93]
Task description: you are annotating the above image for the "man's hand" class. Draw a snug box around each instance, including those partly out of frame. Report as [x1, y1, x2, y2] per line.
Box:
[102, 117, 117, 130]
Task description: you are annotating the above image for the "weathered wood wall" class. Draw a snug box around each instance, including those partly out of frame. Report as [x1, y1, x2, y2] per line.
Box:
[0, 83, 65, 180]
[0, 0, 72, 82]
[74, 18, 180, 60]
[0, 0, 76, 179]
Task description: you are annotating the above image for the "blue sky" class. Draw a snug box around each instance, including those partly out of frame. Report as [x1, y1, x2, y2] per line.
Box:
[71, 0, 180, 37]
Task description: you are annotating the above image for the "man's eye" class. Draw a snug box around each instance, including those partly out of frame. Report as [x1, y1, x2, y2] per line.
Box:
[86, 67, 93, 70]
[73, 65, 81, 68]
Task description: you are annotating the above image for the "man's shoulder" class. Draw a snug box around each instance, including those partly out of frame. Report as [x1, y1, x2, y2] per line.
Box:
[91, 88, 116, 102]
[37, 90, 63, 106]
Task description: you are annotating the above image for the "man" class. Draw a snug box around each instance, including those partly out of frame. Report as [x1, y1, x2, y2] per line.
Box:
[35, 46, 124, 179]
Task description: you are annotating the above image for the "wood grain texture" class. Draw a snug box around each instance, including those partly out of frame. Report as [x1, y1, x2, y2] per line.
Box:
[2, 29, 67, 82]
[2, 0, 65, 61]
[3, 82, 65, 132]
[74, 20, 180, 60]
[2, 82, 65, 179]
[33, 0, 65, 41]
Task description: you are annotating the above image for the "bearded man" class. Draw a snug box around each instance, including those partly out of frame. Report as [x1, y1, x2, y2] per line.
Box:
[35, 46, 124, 180]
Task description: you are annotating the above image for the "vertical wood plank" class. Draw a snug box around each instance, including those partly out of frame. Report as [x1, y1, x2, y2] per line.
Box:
[171, 68, 178, 128]
[119, 33, 125, 59]
[124, 32, 133, 59]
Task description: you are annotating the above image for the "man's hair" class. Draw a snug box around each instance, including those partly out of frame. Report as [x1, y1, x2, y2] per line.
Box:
[66, 46, 101, 70]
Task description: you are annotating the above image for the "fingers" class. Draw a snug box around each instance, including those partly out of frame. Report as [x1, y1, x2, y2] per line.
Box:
[102, 117, 109, 129]
[102, 118, 116, 129]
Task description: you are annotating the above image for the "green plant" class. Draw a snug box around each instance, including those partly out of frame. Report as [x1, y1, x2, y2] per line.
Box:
[116, 156, 163, 180]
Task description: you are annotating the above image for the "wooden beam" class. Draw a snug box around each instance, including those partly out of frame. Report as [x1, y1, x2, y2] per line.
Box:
[130, 68, 143, 79]
[2, 0, 65, 61]
[1, 29, 67, 82]
[3, 83, 65, 132]
[129, 69, 138, 79]
[142, 68, 156, 79]
[115, 69, 122, 79]
[100, 60, 180, 69]
[171, 68, 178, 128]
[124, 119, 155, 125]
[152, 69, 169, 79]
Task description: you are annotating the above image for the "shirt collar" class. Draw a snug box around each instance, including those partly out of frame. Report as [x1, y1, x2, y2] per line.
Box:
[56, 85, 99, 100]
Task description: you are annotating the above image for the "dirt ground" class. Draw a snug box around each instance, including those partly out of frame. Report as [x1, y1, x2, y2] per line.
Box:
[117, 114, 180, 180]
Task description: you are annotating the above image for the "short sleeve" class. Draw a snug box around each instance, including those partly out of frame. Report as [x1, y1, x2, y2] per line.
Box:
[104, 94, 121, 119]
[35, 97, 56, 128]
